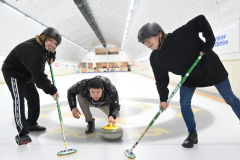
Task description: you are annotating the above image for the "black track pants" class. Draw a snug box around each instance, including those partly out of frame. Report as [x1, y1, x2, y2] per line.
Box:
[3, 74, 40, 137]
[25, 82, 40, 126]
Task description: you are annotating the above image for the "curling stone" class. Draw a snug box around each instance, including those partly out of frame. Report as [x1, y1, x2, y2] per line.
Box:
[100, 122, 123, 140]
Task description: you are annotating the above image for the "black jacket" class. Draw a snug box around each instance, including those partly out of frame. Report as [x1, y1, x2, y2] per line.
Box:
[1, 38, 57, 95]
[150, 15, 228, 102]
[67, 75, 120, 119]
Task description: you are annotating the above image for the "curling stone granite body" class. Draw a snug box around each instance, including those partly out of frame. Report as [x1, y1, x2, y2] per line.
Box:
[100, 123, 123, 140]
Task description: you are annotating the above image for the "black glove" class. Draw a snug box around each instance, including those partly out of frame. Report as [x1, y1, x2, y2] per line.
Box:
[47, 51, 56, 62]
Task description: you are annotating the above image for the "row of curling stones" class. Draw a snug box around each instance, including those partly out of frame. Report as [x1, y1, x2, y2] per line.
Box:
[100, 122, 123, 140]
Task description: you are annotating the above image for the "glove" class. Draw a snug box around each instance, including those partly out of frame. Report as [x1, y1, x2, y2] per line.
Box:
[47, 51, 56, 62]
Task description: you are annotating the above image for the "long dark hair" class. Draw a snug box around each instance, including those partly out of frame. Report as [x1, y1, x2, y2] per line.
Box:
[157, 32, 168, 50]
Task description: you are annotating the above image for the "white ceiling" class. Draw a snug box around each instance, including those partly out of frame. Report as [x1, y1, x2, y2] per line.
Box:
[1, 0, 240, 62]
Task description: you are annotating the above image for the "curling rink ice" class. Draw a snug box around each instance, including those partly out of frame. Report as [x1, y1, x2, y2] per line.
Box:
[1, 72, 240, 160]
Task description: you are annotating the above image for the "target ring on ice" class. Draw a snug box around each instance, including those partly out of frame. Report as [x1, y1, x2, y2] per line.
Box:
[36, 98, 214, 143]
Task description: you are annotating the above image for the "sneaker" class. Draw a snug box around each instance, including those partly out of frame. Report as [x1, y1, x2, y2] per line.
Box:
[85, 121, 95, 133]
[15, 134, 32, 145]
[28, 125, 46, 132]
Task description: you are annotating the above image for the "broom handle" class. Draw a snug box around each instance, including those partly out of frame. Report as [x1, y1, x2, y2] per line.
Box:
[49, 60, 68, 150]
[129, 53, 205, 153]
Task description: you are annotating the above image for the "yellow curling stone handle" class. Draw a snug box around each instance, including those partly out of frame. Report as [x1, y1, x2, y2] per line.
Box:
[103, 122, 120, 130]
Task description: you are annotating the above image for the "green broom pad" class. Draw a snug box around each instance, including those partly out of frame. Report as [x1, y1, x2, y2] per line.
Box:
[57, 149, 77, 156]
[124, 149, 136, 159]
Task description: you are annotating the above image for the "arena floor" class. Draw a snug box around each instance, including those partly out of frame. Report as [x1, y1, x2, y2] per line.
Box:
[0, 72, 240, 160]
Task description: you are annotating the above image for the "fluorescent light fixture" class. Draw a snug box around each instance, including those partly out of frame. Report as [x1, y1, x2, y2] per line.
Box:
[42, 25, 47, 29]
[121, 0, 135, 50]
[129, 0, 135, 10]
[62, 37, 68, 40]
[3, 3, 25, 17]
[2, 1, 88, 52]
[127, 12, 132, 21]
[214, 30, 223, 34]
[225, 24, 237, 30]
[3, 2, 44, 28]
[27, 17, 41, 26]
[126, 21, 129, 29]
[62, 36, 88, 52]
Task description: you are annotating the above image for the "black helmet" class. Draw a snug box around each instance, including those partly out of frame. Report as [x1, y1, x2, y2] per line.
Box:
[138, 22, 164, 42]
[40, 27, 62, 45]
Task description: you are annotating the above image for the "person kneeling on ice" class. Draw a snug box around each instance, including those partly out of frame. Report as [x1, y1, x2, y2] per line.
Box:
[138, 15, 240, 148]
[1, 27, 61, 145]
[67, 75, 120, 133]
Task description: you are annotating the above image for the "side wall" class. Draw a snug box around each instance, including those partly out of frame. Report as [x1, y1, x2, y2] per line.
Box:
[131, 58, 240, 98]
[0, 68, 78, 84]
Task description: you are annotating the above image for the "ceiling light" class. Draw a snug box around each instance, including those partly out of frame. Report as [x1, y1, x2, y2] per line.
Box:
[2, 1, 89, 52]
[121, 0, 135, 50]
[62, 37, 88, 52]
[3, 3, 25, 17]
[26, 17, 41, 26]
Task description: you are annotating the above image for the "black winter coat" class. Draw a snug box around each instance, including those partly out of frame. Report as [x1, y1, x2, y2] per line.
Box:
[150, 15, 228, 102]
[67, 75, 120, 119]
[1, 38, 57, 95]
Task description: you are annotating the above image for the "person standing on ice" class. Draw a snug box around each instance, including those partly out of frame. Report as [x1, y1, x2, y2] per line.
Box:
[67, 75, 120, 133]
[1, 27, 61, 145]
[137, 15, 240, 148]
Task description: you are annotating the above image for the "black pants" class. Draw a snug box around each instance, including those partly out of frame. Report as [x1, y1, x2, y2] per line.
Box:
[3, 74, 40, 137]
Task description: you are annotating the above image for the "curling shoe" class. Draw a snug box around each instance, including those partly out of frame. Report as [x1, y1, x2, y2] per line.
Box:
[28, 124, 46, 132]
[85, 121, 95, 133]
[182, 133, 198, 148]
[15, 134, 32, 145]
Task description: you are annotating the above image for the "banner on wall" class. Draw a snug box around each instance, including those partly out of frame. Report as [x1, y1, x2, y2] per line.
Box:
[0, 57, 5, 67]
[46, 62, 77, 69]
[54, 62, 60, 67]
[135, 55, 150, 66]
[212, 19, 239, 55]
[52, 62, 77, 68]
